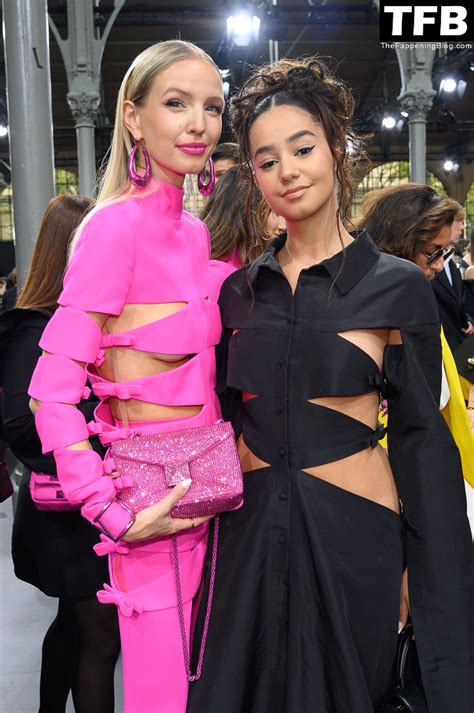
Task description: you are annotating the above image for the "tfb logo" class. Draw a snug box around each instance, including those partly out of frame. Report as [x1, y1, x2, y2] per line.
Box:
[379, 2, 472, 41]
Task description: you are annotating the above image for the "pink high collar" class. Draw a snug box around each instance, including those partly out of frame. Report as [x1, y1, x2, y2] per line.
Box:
[135, 178, 184, 221]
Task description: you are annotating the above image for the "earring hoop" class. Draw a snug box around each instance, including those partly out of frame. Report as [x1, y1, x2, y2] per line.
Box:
[197, 158, 215, 196]
[128, 141, 151, 187]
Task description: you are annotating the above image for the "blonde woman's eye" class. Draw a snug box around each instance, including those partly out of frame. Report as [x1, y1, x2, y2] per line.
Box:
[296, 145, 315, 156]
[165, 99, 185, 109]
[206, 104, 224, 114]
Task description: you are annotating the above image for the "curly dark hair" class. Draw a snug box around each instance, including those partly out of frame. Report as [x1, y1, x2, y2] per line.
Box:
[357, 183, 461, 262]
[229, 56, 366, 226]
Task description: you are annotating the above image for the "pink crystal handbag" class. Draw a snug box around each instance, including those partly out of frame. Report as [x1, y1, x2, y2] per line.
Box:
[108, 421, 243, 681]
[109, 420, 243, 517]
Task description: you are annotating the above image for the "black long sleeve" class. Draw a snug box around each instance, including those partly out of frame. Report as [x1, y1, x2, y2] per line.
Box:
[384, 317, 473, 713]
[0, 309, 100, 474]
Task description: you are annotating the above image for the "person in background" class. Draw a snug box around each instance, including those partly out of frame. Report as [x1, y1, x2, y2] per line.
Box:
[432, 207, 473, 351]
[463, 228, 473, 267]
[0, 195, 120, 713]
[0, 276, 7, 303]
[211, 141, 239, 181]
[200, 165, 272, 268]
[2, 266, 18, 312]
[358, 182, 474, 485]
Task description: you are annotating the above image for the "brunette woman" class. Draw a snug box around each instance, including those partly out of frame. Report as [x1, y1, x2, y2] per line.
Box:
[0, 195, 120, 713]
[27, 41, 232, 713]
[187, 58, 473, 713]
[200, 165, 274, 267]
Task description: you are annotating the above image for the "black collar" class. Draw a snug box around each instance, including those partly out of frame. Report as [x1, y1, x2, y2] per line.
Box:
[247, 229, 380, 295]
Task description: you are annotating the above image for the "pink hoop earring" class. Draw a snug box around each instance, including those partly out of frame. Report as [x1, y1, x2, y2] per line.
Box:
[197, 158, 215, 196]
[128, 142, 151, 187]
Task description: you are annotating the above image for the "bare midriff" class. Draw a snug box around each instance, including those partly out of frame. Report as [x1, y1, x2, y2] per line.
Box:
[96, 302, 203, 423]
[239, 327, 401, 515]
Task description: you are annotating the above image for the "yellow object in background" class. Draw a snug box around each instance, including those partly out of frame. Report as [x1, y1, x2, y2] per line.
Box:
[378, 329, 473, 487]
[440, 329, 474, 487]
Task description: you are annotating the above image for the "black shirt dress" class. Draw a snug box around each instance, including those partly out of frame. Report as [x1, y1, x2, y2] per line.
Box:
[188, 231, 473, 713]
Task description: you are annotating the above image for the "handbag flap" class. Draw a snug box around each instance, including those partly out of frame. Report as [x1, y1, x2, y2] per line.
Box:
[110, 422, 234, 468]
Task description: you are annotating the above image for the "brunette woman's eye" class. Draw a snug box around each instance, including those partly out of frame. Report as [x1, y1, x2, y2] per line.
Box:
[259, 159, 277, 170]
[296, 145, 315, 156]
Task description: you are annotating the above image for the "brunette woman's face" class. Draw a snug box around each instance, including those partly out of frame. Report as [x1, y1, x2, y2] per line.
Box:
[249, 105, 336, 224]
[414, 224, 452, 280]
[124, 58, 224, 187]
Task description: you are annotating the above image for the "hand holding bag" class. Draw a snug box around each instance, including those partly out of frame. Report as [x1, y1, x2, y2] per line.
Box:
[375, 625, 428, 713]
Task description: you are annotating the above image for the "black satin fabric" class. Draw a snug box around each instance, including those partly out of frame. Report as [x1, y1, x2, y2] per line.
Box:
[187, 231, 473, 713]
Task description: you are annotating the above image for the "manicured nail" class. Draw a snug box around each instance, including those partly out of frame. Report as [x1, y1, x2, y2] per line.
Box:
[181, 478, 192, 489]
[398, 621, 404, 634]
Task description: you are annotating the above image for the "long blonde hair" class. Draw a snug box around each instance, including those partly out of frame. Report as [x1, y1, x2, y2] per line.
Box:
[70, 40, 220, 254]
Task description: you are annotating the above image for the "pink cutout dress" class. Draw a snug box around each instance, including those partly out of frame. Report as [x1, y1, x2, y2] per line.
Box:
[29, 179, 235, 713]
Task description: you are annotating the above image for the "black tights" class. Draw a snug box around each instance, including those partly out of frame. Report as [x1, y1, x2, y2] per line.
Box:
[39, 596, 120, 713]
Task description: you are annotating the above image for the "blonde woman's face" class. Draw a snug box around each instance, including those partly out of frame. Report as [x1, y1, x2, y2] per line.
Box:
[124, 58, 224, 187]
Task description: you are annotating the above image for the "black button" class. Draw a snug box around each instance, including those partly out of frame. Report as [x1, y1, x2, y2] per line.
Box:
[276, 403, 283, 414]
[279, 447, 287, 458]
[277, 359, 284, 367]
[286, 317, 291, 324]
[279, 491, 287, 501]
[300, 278, 306, 287]
[277, 534, 285, 544]
[283, 576, 289, 585]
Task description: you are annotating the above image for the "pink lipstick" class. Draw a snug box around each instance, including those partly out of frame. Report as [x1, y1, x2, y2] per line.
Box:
[177, 143, 208, 155]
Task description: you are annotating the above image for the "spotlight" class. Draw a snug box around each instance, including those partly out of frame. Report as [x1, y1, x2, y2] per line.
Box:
[440, 77, 457, 93]
[227, 12, 261, 46]
[382, 115, 396, 129]
[443, 159, 459, 172]
[400, 111, 409, 118]
[0, 126, 8, 138]
[223, 81, 230, 99]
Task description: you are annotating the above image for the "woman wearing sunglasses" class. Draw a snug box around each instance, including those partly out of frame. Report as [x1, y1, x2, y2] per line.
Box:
[358, 183, 474, 488]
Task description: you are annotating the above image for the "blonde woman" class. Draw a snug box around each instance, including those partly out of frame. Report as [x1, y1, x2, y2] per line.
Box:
[28, 41, 232, 712]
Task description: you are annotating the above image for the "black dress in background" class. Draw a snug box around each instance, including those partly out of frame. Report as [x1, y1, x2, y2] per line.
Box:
[0, 308, 109, 597]
[188, 232, 473, 713]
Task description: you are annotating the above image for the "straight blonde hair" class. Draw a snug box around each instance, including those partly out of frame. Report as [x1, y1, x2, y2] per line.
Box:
[70, 40, 220, 254]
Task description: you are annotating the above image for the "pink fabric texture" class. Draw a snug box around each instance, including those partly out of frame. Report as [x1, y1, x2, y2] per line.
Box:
[35, 403, 90, 453]
[100, 525, 208, 713]
[39, 306, 103, 362]
[29, 354, 90, 403]
[28, 179, 235, 711]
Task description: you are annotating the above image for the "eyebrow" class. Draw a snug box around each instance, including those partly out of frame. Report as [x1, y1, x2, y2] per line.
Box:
[162, 87, 224, 105]
[254, 129, 316, 159]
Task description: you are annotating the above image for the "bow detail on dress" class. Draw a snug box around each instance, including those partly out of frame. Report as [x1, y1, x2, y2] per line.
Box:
[367, 422, 387, 449]
[101, 334, 136, 348]
[97, 583, 143, 617]
[93, 534, 130, 556]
